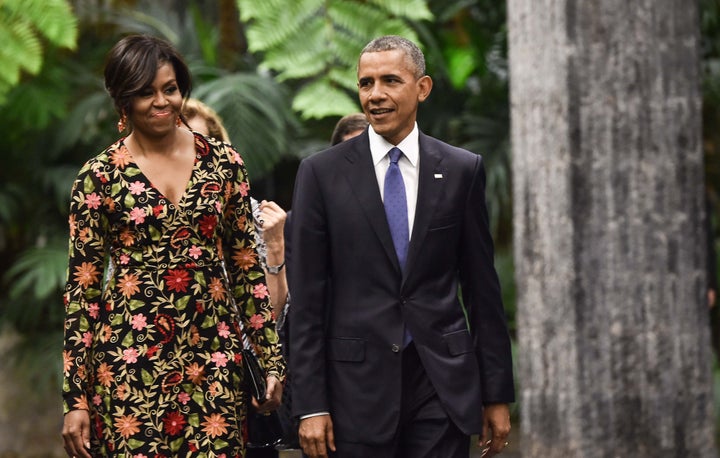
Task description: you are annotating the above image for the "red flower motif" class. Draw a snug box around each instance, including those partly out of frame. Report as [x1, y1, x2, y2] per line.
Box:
[153, 204, 164, 217]
[198, 215, 218, 238]
[162, 411, 187, 436]
[164, 269, 191, 293]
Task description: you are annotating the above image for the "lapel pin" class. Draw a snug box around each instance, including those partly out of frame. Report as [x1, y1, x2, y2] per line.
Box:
[434, 173, 443, 179]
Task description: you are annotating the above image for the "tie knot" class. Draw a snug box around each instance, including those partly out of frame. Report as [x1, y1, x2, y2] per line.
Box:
[388, 147, 403, 164]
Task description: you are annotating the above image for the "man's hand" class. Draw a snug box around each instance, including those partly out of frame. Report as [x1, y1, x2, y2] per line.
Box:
[62, 409, 92, 458]
[252, 375, 283, 412]
[299, 414, 336, 458]
[479, 403, 511, 457]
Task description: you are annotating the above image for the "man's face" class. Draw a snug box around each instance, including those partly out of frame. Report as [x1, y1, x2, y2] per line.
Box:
[357, 49, 432, 145]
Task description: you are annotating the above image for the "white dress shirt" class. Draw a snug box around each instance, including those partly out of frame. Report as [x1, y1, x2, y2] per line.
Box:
[369, 123, 420, 238]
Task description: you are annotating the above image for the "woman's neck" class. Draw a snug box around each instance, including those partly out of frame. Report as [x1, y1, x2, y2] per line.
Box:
[127, 127, 190, 158]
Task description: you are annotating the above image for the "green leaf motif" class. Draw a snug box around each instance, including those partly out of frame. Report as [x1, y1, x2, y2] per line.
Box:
[127, 438, 144, 450]
[192, 390, 205, 406]
[213, 439, 230, 450]
[201, 315, 216, 329]
[170, 437, 185, 453]
[141, 368, 153, 385]
[175, 295, 191, 311]
[188, 412, 200, 427]
[121, 331, 135, 348]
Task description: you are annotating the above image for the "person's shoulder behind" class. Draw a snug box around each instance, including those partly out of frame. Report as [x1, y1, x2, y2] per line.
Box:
[420, 131, 483, 164]
[301, 131, 366, 168]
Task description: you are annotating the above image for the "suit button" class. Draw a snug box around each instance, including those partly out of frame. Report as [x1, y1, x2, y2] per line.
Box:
[391, 344, 400, 353]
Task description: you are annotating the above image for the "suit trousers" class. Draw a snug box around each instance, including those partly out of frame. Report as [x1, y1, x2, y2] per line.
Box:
[329, 343, 470, 458]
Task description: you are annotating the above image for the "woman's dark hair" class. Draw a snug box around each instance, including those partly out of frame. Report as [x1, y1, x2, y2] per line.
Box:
[104, 34, 192, 116]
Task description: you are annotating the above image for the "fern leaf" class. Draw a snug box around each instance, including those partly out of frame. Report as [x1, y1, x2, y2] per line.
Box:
[0, 20, 42, 80]
[236, 0, 433, 120]
[292, 78, 361, 119]
[368, 0, 433, 21]
[242, 0, 324, 51]
[1, 0, 77, 49]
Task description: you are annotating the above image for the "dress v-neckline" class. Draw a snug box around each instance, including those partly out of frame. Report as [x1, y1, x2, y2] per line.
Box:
[121, 136, 200, 208]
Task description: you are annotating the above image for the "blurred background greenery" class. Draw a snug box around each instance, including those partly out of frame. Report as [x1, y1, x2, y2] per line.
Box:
[0, 0, 718, 454]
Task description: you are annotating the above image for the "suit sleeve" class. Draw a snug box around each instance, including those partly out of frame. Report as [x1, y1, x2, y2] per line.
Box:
[288, 159, 331, 417]
[459, 155, 515, 404]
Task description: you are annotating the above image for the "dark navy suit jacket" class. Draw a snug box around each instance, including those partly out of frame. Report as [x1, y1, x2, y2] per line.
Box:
[288, 130, 514, 444]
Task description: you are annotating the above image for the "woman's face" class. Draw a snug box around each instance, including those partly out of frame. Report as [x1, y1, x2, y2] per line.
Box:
[128, 62, 183, 137]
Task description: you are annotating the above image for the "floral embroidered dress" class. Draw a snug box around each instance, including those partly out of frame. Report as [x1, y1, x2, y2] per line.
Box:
[62, 132, 285, 458]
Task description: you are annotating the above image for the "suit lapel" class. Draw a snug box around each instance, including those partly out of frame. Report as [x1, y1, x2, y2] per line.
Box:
[405, 133, 445, 277]
[342, 134, 402, 273]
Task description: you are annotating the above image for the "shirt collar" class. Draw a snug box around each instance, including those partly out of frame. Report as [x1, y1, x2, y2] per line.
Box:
[369, 123, 419, 167]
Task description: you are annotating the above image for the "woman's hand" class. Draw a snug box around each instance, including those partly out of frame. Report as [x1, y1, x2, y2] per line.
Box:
[62, 409, 92, 458]
[252, 375, 283, 412]
[258, 200, 286, 253]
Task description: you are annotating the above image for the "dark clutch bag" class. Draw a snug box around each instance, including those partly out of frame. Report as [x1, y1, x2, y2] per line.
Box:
[241, 348, 267, 402]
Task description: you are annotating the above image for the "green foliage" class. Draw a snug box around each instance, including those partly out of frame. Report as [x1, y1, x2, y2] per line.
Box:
[416, 0, 512, 244]
[0, 0, 78, 104]
[4, 239, 68, 326]
[193, 72, 301, 175]
[237, 0, 433, 119]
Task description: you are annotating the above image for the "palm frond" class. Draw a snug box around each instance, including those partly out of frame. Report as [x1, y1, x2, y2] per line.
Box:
[5, 240, 68, 303]
[193, 72, 300, 175]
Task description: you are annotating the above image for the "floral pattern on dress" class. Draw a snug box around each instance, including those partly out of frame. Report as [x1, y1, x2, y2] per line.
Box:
[62, 133, 285, 457]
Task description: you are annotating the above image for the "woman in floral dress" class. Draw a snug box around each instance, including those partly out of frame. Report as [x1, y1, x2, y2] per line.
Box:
[61, 35, 285, 458]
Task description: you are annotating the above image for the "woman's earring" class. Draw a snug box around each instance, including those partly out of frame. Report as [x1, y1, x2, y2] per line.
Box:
[176, 116, 182, 127]
[117, 113, 127, 132]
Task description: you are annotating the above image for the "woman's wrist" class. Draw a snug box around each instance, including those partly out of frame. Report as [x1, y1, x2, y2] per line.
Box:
[265, 259, 285, 274]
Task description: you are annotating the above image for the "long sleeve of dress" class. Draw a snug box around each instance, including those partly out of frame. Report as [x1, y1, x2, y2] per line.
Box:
[62, 159, 108, 413]
[221, 146, 285, 382]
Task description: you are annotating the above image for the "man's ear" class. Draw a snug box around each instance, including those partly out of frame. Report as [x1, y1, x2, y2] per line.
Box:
[417, 75, 433, 102]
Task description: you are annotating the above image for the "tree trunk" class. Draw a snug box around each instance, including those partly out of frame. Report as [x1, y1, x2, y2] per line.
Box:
[508, 1, 717, 456]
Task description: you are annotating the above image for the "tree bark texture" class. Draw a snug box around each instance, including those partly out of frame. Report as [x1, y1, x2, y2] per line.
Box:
[508, 1, 717, 456]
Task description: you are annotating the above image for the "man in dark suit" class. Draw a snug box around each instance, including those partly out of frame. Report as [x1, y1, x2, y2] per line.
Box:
[288, 35, 514, 458]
